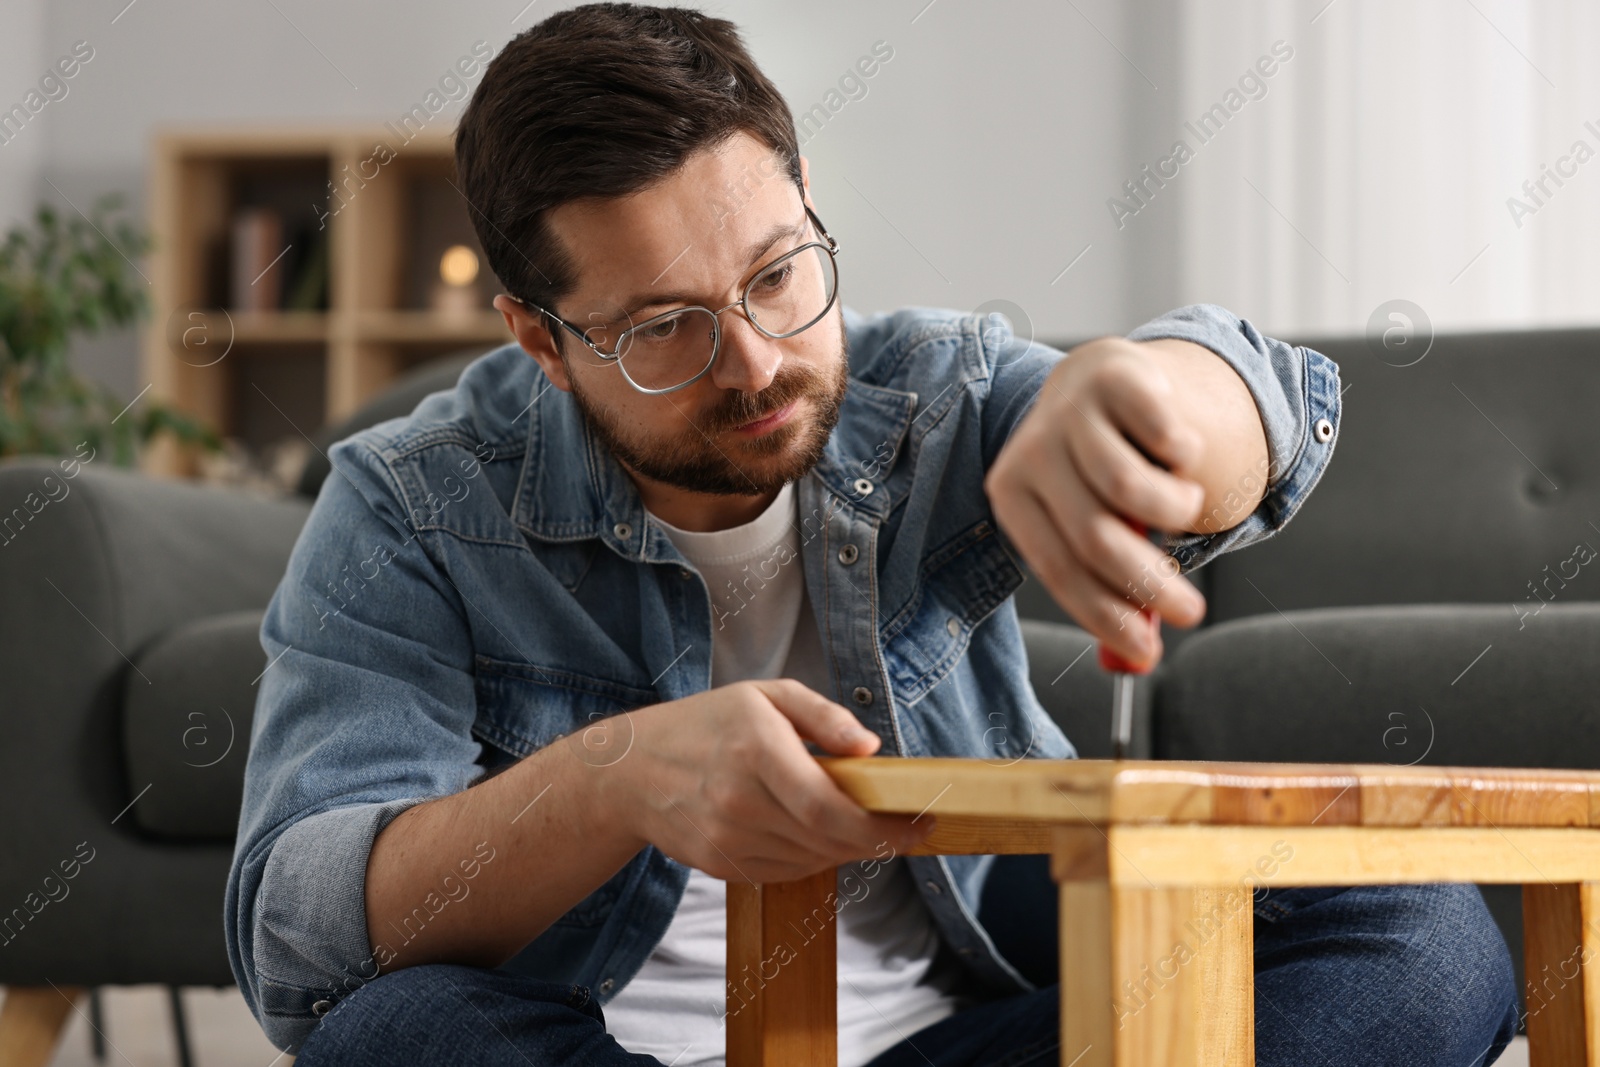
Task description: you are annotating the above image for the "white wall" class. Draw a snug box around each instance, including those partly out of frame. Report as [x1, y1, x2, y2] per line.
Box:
[1167, 0, 1600, 335]
[0, 0, 44, 233]
[0, 0, 1592, 401]
[1, 0, 1154, 399]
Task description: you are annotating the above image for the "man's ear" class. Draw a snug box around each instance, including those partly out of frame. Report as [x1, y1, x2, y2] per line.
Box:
[494, 294, 572, 392]
[799, 154, 812, 204]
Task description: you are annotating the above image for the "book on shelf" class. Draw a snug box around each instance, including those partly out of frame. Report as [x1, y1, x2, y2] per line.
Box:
[229, 207, 284, 312]
[227, 209, 330, 315]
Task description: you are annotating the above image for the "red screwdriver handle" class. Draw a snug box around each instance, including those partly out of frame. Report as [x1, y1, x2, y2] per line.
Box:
[1097, 518, 1159, 674]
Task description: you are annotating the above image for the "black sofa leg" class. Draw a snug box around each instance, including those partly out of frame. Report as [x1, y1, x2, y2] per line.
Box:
[167, 987, 194, 1067]
[88, 988, 105, 1062]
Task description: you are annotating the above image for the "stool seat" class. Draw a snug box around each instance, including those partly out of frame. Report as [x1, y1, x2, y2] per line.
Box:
[725, 759, 1600, 1066]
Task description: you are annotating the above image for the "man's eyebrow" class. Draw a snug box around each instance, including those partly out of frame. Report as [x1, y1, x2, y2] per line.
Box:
[613, 213, 808, 320]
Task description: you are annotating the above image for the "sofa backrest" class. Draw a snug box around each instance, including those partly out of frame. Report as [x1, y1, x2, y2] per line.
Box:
[295, 348, 488, 499]
[1201, 326, 1600, 623]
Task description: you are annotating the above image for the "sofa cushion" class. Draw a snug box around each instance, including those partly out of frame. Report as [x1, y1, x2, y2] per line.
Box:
[1155, 602, 1600, 769]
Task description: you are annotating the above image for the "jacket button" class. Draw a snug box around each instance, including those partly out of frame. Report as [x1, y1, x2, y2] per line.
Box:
[924, 879, 943, 895]
[311, 999, 334, 1016]
[599, 978, 615, 994]
[957, 946, 975, 957]
[1313, 417, 1333, 443]
[946, 617, 961, 637]
[853, 477, 874, 497]
[837, 544, 859, 565]
[679, 567, 692, 579]
[852, 686, 874, 706]
[613, 522, 632, 541]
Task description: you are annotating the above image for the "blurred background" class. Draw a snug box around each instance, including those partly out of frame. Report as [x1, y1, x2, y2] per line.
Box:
[2, 1, 1593, 1063]
[3, 0, 1597, 472]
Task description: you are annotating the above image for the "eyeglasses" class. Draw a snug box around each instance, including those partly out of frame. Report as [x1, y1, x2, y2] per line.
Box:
[518, 205, 840, 395]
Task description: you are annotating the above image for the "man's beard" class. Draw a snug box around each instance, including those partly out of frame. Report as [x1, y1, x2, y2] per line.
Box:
[569, 317, 850, 497]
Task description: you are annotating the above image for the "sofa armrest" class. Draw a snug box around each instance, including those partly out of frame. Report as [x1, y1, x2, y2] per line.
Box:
[122, 609, 270, 840]
[0, 458, 309, 985]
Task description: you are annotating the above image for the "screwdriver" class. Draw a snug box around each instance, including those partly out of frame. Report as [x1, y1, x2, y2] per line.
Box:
[1098, 518, 1161, 761]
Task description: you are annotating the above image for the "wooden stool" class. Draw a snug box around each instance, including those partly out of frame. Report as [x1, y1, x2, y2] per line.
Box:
[727, 759, 1600, 1066]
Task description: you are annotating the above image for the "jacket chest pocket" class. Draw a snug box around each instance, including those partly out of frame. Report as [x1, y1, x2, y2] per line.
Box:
[471, 654, 659, 765]
[882, 521, 1023, 704]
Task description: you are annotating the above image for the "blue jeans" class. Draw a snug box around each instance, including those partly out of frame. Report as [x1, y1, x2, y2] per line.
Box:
[296, 884, 1518, 1067]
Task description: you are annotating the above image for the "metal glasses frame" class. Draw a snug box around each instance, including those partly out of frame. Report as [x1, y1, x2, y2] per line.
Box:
[516, 204, 841, 395]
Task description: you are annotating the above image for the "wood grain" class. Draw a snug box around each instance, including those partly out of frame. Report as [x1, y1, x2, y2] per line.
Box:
[1103, 826, 1600, 888]
[1058, 876, 1255, 1066]
[1060, 839, 1114, 1067]
[1522, 883, 1600, 1066]
[725, 870, 838, 1067]
[902, 816, 1051, 856]
[819, 758, 1600, 829]
[1211, 772, 1360, 826]
[1191, 887, 1255, 1066]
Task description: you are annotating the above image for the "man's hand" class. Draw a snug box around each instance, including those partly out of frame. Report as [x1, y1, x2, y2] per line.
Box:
[985, 336, 1267, 667]
[603, 680, 934, 884]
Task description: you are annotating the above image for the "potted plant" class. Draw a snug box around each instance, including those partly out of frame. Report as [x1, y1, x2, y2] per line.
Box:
[0, 195, 217, 465]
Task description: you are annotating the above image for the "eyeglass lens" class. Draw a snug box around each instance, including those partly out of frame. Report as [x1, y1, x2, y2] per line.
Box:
[607, 241, 837, 392]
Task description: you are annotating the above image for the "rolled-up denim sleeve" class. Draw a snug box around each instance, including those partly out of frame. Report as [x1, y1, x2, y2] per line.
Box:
[1126, 303, 1341, 573]
[223, 437, 484, 1052]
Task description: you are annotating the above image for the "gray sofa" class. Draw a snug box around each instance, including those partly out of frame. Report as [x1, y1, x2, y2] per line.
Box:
[4, 324, 1596, 1037]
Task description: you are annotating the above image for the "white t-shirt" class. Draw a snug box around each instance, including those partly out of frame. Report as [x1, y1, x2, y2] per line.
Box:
[602, 482, 962, 1066]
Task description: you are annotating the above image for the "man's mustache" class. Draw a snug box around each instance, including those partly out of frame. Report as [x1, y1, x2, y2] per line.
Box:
[699, 367, 823, 432]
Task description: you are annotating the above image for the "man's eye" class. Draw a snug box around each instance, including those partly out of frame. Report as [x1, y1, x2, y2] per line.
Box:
[755, 263, 794, 291]
[640, 317, 681, 341]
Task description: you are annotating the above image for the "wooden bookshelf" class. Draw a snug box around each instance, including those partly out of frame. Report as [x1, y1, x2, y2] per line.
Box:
[141, 127, 512, 478]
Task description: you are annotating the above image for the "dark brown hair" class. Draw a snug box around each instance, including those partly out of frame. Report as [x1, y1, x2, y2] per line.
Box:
[455, 3, 802, 321]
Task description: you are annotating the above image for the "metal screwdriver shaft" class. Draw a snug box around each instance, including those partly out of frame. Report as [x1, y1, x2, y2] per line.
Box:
[1098, 518, 1160, 760]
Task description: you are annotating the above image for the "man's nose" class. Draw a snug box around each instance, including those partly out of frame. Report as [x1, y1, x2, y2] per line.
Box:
[708, 312, 781, 394]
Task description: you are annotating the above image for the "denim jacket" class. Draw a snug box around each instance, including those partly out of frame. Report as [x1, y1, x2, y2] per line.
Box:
[224, 303, 1340, 1051]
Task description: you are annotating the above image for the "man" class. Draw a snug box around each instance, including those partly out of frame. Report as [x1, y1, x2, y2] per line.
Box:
[225, 5, 1518, 1065]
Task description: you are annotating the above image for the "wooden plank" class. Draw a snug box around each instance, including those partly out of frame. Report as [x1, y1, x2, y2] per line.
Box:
[1356, 770, 1455, 826]
[820, 759, 1600, 829]
[1452, 774, 1590, 828]
[1103, 826, 1600, 888]
[1060, 884, 1255, 1067]
[0, 986, 81, 1067]
[1054, 830, 1253, 1066]
[1107, 769, 1214, 824]
[822, 757, 1117, 824]
[1059, 841, 1114, 1067]
[1053, 825, 1111, 883]
[904, 816, 1051, 856]
[1212, 772, 1360, 826]
[725, 870, 838, 1067]
[1110, 886, 1200, 1066]
[1191, 887, 1255, 1066]
[1522, 883, 1600, 1066]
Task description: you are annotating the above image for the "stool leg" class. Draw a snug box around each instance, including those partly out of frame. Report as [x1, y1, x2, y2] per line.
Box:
[1055, 828, 1255, 1067]
[0, 985, 82, 1067]
[1188, 887, 1255, 1065]
[725, 868, 838, 1067]
[1523, 882, 1600, 1065]
[1060, 875, 1114, 1067]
